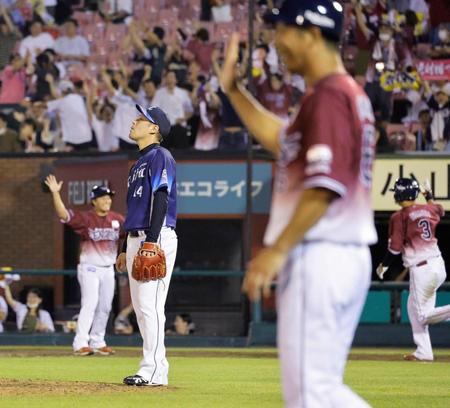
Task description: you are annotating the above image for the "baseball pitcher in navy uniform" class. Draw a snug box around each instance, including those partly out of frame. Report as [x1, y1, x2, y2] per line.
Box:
[116, 104, 177, 387]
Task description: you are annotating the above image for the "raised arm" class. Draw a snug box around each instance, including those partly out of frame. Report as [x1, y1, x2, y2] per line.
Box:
[421, 179, 435, 204]
[3, 284, 17, 309]
[100, 69, 117, 98]
[44, 174, 69, 221]
[351, 0, 372, 42]
[220, 33, 284, 157]
[0, 6, 19, 36]
[128, 21, 147, 57]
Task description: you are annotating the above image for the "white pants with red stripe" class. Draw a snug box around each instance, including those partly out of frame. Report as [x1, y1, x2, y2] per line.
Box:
[277, 242, 372, 408]
[408, 255, 450, 361]
[126, 227, 178, 385]
[73, 263, 115, 350]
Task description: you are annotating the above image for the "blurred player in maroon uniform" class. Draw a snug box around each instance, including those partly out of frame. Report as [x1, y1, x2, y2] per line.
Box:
[220, 0, 376, 406]
[45, 175, 124, 356]
[377, 178, 450, 362]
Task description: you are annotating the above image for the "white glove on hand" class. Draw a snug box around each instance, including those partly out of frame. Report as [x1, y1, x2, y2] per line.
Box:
[376, 263, 388, 280]
[422, 179, 432, 194]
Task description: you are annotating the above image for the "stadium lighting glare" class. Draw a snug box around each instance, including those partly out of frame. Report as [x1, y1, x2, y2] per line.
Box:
[375, 62, 385, 71]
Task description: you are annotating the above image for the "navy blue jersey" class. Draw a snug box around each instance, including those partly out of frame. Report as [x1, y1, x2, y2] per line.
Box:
[124, 145, 177, 231]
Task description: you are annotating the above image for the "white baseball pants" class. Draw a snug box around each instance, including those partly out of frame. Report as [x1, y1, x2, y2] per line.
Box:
[277, 242, 372, 408]
[73, 263, 115, 350]
[408, 255, 450, 360]
[126, 227, 178, 385]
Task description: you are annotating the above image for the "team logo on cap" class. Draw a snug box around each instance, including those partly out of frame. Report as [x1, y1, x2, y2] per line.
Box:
[304, 10, 335, 28]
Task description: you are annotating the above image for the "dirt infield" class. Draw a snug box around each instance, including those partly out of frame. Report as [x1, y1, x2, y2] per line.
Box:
[0, 378, 173, 396]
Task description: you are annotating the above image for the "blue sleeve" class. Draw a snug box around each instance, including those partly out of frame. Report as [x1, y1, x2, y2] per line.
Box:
[149, 150, 173, 193]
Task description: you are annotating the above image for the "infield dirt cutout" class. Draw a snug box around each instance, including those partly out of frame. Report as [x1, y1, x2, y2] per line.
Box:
[0, 378, 174, 396]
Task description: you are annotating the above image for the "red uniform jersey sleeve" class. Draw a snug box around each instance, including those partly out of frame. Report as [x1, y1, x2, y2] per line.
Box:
[431, 203, 445, 218]
[388, 212, 404, 254]
[63, 210, 89, 238]
[299, 87, 356, 197]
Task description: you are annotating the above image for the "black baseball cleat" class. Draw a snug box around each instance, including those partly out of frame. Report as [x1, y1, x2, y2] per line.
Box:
[123, 375, 164, 387]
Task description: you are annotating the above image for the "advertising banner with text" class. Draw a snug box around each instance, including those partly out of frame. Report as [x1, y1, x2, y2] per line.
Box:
[373, 158, 450, 211]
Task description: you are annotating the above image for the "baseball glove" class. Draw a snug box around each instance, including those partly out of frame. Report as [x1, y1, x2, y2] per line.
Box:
[132, 242, 166, 281]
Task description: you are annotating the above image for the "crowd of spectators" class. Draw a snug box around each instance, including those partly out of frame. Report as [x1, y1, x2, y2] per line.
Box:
[0, 0, 448, 154]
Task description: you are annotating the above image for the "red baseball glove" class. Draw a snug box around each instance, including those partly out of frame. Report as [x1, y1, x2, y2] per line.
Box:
[132, 242, 166, 281]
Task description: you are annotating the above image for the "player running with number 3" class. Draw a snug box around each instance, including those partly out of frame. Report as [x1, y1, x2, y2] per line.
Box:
[116, 104, 177, 387]
[377, 178, 450, 362]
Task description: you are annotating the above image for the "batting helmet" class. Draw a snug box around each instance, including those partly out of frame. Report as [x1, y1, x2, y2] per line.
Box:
[264, 0, 344, 42]
[390, 178, 420, 202]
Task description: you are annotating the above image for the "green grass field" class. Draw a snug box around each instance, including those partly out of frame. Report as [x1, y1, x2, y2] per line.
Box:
[0, 347, 449, 407]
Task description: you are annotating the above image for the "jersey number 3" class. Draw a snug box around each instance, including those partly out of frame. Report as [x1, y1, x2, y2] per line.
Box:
[133, 186, 143, 198]
[418, 219, 432, 241]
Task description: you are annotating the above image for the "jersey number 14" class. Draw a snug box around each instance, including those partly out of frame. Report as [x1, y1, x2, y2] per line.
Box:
[133, 186, 143, 198]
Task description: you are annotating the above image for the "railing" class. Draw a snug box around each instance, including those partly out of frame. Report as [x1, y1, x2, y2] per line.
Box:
[4, 269, 450, 325]
[2, 269, 244, 277]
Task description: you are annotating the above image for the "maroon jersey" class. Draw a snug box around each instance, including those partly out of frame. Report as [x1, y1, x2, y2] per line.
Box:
[63, 210, 125, 266]
[388, 203, 444, 267]
[264, 73, 377, 245]
[256, 80, 292, 120]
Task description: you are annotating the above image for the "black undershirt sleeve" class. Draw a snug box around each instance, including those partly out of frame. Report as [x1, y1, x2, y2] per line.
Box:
[146, 188, 169, 243]
[382, 250, 401, 268]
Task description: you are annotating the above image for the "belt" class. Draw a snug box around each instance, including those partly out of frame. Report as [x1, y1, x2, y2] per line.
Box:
[129, 230, 148, 237]
[416, 260, 428, 267]
[129, 227, 175, 237]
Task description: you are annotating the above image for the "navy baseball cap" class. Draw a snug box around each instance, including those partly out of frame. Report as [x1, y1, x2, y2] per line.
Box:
[264, 0, 344, 42]
[135, 105, 171, 138]
[90, 185, 115, 201]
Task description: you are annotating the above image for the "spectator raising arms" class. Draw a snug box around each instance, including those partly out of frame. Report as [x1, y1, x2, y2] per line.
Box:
[127, 21, 166, 85]
[46, 78, 93, 151]
[3, 284, 55, 333]
[0, 5, 22, 69]
[0, 52, 33, 103]
[85, 80, 119, 152]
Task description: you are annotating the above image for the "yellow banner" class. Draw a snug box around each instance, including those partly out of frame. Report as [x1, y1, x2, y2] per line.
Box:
[373, 157, 450, 211]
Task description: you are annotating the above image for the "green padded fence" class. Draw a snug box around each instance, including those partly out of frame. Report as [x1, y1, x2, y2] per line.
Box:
[359, 291, 391, 323]
[4, 270, 450, 325]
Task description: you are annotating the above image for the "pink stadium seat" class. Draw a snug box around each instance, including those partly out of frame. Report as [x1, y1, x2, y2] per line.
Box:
[214, 22, 234, 43]
[233, 4, 248, 22]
